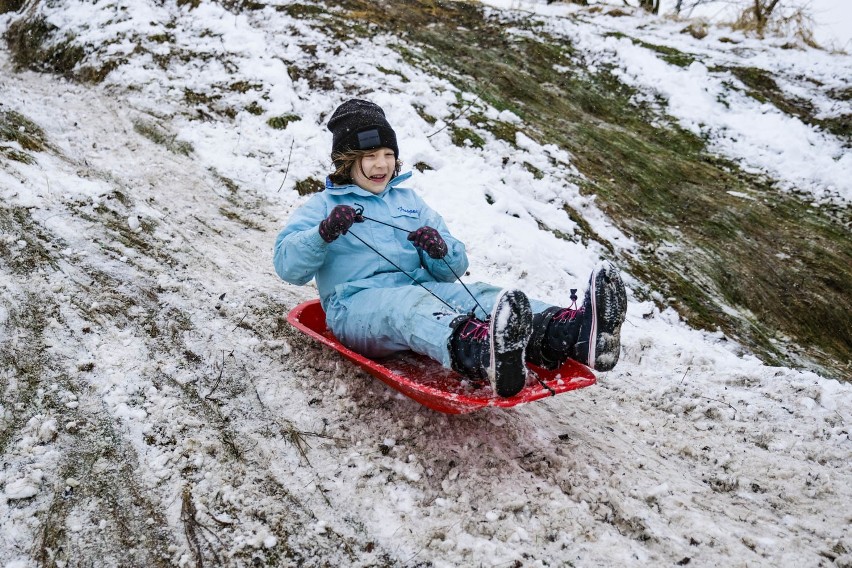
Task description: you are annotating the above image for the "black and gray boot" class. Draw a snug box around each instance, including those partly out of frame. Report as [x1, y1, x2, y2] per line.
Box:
[449, 289, 533, 398]
[527, 261, 627, 372]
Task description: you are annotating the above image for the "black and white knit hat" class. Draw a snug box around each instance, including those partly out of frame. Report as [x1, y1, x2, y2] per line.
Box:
[327, 99, 399, 161]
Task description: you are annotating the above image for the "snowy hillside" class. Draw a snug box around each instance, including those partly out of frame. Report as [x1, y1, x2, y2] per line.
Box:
[1, 1, 850, 567]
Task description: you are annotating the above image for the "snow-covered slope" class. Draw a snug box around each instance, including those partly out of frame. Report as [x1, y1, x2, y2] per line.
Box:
[1, 1, 850, 567]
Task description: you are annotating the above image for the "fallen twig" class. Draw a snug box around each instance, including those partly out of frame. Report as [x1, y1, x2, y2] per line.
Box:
[277, 139, 295, 192]
[426, 96, 480, 139]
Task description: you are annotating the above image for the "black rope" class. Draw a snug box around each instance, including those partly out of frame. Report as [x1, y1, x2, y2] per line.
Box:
[439, 257, 487, 319]
[355, 211, 488, 318]
[530, 369, 556, 397]
[346, 229, 458, 314]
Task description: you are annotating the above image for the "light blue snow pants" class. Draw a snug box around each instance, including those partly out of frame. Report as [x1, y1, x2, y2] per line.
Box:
[324, 282, 554, 367]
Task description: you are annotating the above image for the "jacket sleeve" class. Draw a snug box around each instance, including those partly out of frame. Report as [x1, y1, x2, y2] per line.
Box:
[416, 197, 469, 282]
[273, 195, 330, 285]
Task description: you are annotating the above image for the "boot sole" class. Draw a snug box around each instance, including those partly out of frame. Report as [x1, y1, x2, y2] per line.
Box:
[590, 261, 627, 372]
[489, 290, 533, 397]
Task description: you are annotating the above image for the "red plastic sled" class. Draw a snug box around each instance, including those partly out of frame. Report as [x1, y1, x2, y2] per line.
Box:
[287, 300, 596, 414]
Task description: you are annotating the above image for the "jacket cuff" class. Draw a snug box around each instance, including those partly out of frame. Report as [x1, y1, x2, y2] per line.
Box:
[307, 227, 331, 249]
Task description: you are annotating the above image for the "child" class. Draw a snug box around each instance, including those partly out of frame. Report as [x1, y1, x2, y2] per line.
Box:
[274, 99, 627, 398]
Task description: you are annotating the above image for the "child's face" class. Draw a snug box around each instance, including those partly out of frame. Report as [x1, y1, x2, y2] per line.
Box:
[351, 147, 396, 194]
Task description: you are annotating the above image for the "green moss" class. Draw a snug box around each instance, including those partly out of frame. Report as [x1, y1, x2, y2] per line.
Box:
[267, 113, 301, 129]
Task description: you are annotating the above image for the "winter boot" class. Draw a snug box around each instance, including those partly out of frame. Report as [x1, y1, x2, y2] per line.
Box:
[527, 261, 627, 372]
[449, 289, 533, 398]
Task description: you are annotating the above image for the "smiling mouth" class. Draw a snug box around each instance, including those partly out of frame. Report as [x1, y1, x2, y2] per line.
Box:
[369, 174, 386, 182]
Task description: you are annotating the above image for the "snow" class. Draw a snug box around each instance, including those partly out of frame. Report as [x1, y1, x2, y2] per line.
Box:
[1, 1, 850, 567]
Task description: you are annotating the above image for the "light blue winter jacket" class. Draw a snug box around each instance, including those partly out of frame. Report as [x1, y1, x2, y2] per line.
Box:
[273, 172, 469, 310]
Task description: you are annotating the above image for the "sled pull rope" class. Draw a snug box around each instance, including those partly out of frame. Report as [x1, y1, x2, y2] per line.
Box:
[531, 369, 556, 397]
[353, 208, 488, 319]
[346, 228, 458, 314]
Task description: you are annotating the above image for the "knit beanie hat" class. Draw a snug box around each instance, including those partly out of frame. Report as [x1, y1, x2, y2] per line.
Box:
[327, 99, 399, 161]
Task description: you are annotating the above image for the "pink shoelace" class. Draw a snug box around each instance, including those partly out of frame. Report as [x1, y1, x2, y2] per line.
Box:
[553, 289, 583, 323]
[459, 318, 489, 340]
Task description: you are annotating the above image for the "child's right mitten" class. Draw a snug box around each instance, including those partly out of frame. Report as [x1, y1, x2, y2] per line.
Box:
[319, 205, 362, 242]
[407, 226, 448, 259]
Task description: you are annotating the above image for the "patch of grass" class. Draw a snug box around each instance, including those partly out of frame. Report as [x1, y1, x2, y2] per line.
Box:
[0, 145, 34, 163]
[132, 118, 194, 156]
[563, 204, 614, 253]
[267, 113, 301, 129]
[0, 0, 24, 14]
[149, 32, 174, 43]
[324, 0, 851, 379]
[211, 169, 241, 193]
[287, 63, 334, 91]
[229, 80, 262, 93]
[0, 291, 53, 455]
[4, 17, 85, 78]
[184, 87, 221, 106]
[0, 109, 50, 161]
[0, 110, 48, 153]
[413, 104, 437, 125]
[183, 87, 233, 120]
[450, 126, 485, 149]
[634, 38, 697, 67]
[830, 87, 852, 102]
[724, 66, 850, 140]
[469, 112, 518, 145]
[35, 414, 177, 567]
[295, 178, 324, 196]
[245, 101, 265, 115]
[523, 161, 544, 179]
[377, 65, 410, 83]
[0, 206, 60, 274]
[219, 206, 264, 230]
[275, 3, 326, 18]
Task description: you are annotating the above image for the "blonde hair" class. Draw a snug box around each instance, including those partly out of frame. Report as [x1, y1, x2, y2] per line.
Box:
[329, 148, 402, 186]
